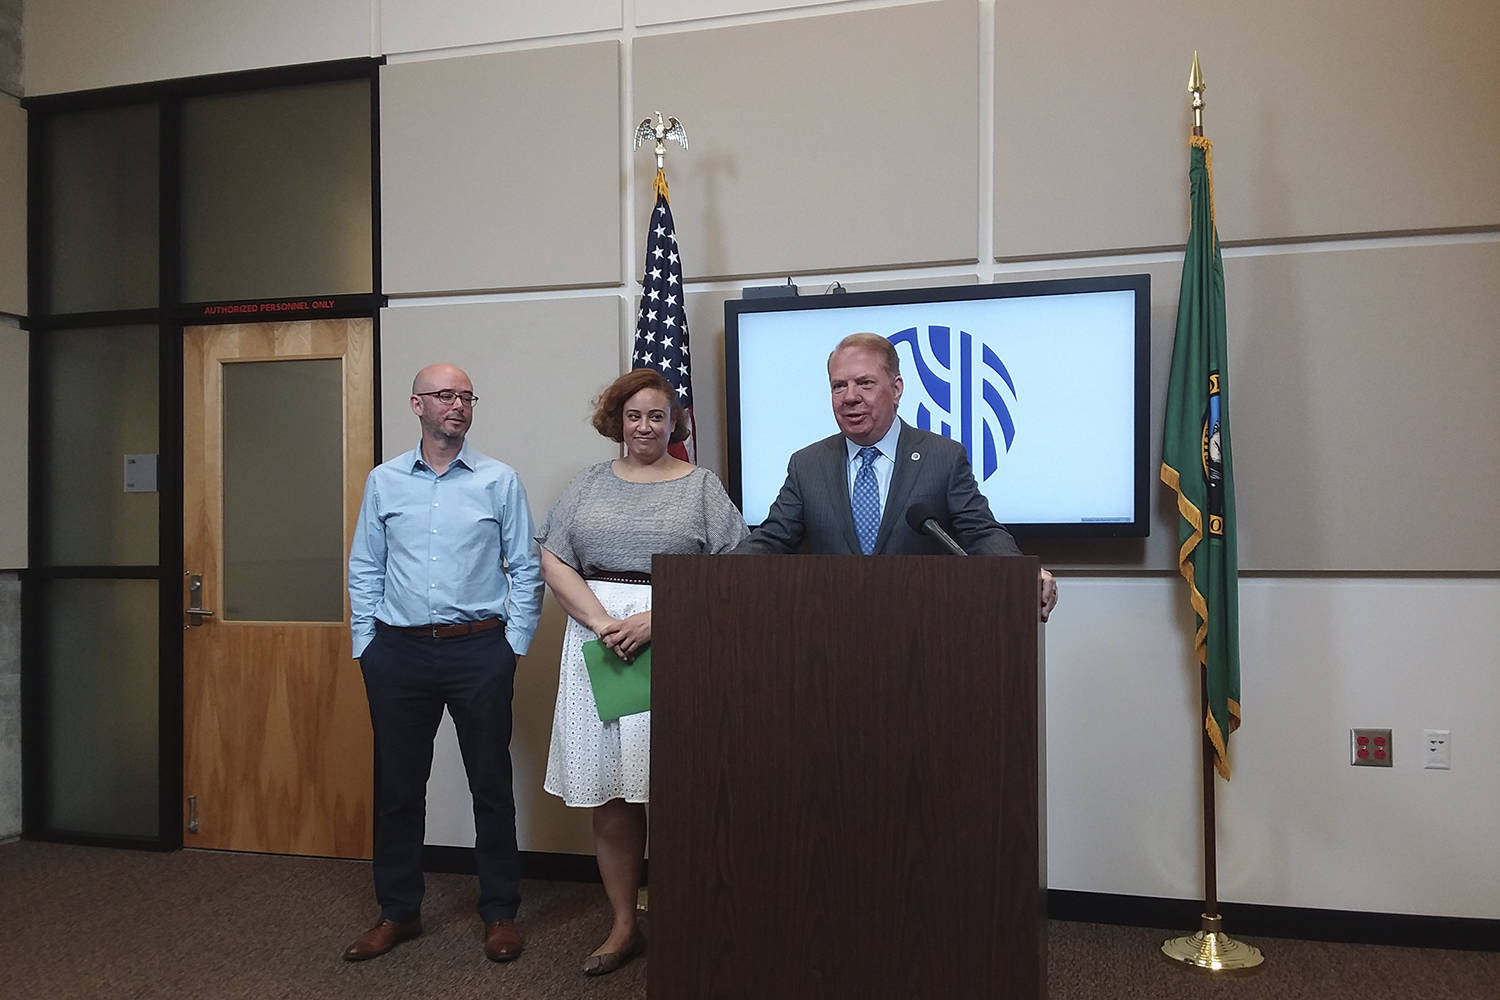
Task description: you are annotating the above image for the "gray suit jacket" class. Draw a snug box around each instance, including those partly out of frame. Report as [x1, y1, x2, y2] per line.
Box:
[735, 421, 1021, 556]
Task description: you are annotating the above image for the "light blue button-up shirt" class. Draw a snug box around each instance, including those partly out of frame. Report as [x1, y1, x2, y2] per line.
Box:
[347, 440, 544, 658]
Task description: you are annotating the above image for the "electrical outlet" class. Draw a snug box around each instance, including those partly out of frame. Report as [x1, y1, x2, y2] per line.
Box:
[1350, 728, 1392, 767]
[1423, 729, 1451, 770]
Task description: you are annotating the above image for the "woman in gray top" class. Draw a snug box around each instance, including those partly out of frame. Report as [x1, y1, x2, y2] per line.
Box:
[537, 368, 747, 976]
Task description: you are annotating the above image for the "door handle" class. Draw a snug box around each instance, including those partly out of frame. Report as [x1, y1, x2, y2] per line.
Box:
[185, 572, 216, 627]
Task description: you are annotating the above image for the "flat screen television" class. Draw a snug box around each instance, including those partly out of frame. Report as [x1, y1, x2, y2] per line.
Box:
[724, 274, 1151, 538]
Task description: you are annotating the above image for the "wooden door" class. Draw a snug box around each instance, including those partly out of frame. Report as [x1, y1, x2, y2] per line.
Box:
[183, 319, 374, 857]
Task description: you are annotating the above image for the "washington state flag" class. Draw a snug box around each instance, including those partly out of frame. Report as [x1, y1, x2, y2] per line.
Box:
[1160, 135, 1240, 780]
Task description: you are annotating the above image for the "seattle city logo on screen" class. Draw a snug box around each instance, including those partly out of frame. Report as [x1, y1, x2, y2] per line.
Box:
[887, 325, 1017, 481]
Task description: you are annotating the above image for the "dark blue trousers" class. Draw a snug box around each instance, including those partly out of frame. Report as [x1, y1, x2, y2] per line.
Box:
[359, 622, 519, 923]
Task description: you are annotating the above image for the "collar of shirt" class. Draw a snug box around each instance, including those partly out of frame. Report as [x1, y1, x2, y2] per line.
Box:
[409, 439, 476, 476]
[844, 419, 902, 508]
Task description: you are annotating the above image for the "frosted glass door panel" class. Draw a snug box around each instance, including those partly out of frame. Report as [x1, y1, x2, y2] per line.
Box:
[42, 326, 160, 566]
[44, 579, 159, 838]
[46, 105, 160, 314]
[222, 359, 344, 622]
[180, 80, 372, 302]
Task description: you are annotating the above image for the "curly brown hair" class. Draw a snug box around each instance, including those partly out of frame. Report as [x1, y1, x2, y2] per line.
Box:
[591, 368, 690, 443]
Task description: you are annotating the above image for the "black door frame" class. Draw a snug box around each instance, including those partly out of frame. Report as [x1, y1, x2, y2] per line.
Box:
[22, 57, 384, 850]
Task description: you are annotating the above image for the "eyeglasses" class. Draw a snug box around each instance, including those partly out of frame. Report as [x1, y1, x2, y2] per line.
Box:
[415, 389, 479, 406]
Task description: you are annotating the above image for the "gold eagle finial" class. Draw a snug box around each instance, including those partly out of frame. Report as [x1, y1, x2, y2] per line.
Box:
[634, 111, 688, 170]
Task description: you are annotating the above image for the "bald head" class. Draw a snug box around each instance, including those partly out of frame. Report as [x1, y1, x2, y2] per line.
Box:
[412, 363, 472, 396]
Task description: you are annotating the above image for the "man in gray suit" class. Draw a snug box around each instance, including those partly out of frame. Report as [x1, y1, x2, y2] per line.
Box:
[735, 332, 1058, 621]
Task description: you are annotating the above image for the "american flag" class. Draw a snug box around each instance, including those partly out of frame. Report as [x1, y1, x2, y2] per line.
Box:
[632, 168, 695, 462]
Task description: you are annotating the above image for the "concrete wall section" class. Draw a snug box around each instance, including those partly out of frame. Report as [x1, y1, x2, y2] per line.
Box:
[0, 95, 23, 316]
[0, 0, 19, 97]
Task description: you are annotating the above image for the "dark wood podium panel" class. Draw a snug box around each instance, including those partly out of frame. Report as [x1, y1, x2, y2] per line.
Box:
[651, 554, 1045, 999]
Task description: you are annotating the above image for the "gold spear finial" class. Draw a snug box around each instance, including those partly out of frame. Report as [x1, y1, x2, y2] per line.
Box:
[1188, 51, 1205, 136]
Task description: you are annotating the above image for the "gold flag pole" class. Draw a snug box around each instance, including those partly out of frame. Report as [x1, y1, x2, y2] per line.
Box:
[628, 108, 688, 916]
[1161, 52, 1264, 975]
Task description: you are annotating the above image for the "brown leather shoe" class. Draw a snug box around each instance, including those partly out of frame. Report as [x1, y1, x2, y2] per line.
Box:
[342, 917, 422, 961]
[483, 918, 524, 962]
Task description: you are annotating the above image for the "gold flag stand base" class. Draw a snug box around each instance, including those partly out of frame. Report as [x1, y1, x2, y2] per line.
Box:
[1161, 914, 1264, 973]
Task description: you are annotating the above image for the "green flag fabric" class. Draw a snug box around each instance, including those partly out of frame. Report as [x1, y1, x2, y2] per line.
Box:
[1160, 135, 1241, 780]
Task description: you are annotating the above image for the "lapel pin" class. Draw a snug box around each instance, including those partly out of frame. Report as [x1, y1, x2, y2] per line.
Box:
[911, 452, 921, 461]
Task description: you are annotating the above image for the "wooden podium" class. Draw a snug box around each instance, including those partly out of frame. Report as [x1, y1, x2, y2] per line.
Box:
[650, 555, 1046, 999]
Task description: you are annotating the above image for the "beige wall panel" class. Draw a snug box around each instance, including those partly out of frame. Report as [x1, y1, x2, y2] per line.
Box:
[993, 0, 1500, 258]
[0, 320, 23, 569]
[378, 298, 624, 503]
[636, 0, 845, 26]
[380, 297, 625, 853]
[1228, 240, 1500, 571]
[0, 96, 22, 316]
[1016, 239, 1500, 573]
[382, 0, 620, 55]
[679, 291, 734, 480]
[634, 0, 979, 281]
[24, 0, 372, 95]
[381, 44, 621, 295]
[1047, 577, 1500, 918]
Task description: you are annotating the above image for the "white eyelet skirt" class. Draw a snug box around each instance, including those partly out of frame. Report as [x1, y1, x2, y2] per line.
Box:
[543, 578, 652, 808]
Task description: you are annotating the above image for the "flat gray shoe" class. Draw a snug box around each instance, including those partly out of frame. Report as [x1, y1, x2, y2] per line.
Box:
[582, 929, 645, 976]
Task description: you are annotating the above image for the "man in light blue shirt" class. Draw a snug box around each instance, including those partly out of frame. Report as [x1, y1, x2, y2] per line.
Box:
[343, 362, 543, 964]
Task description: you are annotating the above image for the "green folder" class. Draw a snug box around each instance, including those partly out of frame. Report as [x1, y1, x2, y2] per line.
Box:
[581, 639, 651, 721]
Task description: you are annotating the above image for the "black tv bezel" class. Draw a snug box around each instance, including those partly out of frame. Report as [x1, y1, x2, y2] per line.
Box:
[723, 273, 1152, 539]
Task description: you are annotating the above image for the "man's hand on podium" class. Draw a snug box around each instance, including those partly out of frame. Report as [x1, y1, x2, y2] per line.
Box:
[1039, 569, 1058, 623]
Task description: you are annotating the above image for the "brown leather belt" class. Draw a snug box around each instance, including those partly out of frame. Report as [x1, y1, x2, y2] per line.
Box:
[384, 617, 503, 640]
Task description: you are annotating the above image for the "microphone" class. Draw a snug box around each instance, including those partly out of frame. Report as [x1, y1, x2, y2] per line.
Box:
[905, 503, 967, 557]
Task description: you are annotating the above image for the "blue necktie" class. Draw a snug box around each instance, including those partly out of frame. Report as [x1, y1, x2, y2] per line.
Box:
[852, 446, 881, 555]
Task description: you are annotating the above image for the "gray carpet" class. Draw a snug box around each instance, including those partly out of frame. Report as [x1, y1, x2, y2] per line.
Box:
[0, 840, 645, 999]
[1, 840, 1496, 999]
[1046, 919, 1500, 999]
